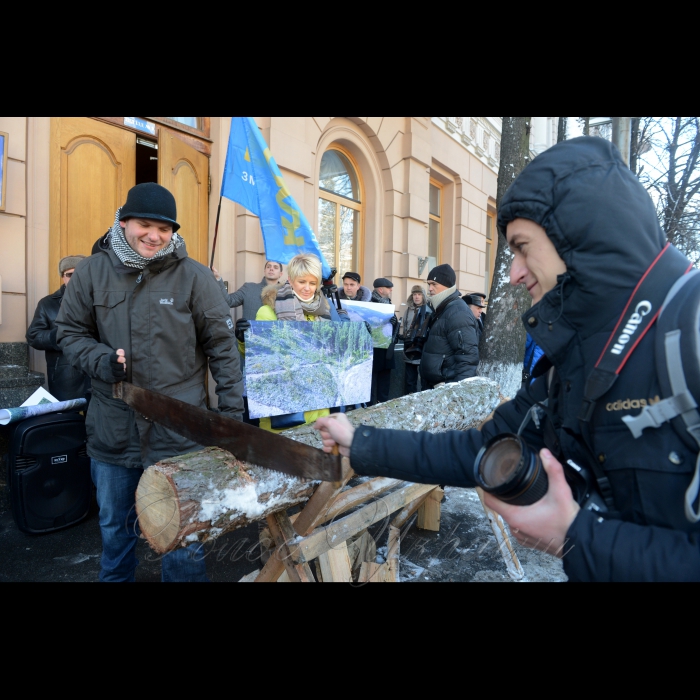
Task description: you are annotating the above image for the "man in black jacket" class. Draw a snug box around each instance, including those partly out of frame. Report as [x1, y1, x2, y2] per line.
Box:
[26, 255, 90, 402]
[315, 137, 700, 582]
[420, 265, 479, 389]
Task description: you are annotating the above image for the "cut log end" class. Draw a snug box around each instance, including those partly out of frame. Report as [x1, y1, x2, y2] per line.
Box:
[136, 468, 184, 554]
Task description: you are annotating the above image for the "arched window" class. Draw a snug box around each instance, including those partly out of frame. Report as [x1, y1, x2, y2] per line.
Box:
[318, 149, 362, 275]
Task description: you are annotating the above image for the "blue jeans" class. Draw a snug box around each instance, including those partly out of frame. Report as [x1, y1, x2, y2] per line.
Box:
[91, 460, 209, 583]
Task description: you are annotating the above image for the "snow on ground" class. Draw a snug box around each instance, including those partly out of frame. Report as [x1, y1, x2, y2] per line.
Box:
[391, 487, 567, 583]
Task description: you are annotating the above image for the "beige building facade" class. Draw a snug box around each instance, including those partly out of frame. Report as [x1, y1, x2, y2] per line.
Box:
[0, 116, 502, 381]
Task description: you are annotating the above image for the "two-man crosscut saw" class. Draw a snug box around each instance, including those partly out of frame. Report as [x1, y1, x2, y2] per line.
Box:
[113, 382, 343, 482]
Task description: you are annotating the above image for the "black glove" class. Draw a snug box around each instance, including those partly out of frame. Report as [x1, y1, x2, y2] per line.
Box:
[235, 319, 251, 343]
[390, 316, 400, 329]
[104, 352, 127, 383]
[364, 321, 373, 336]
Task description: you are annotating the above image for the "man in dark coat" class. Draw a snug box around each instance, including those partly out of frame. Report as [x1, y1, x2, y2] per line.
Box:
[212, 260, 284, 320]
[26, 255, 90, 402]
[56, 183, 245, 583]
[315, 136, 700, 582]
[420, 265, 479, 389]
[463, 293, 486, 342]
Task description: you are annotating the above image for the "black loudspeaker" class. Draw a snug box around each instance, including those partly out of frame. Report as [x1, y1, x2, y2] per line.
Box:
[4, 412, 91, 534]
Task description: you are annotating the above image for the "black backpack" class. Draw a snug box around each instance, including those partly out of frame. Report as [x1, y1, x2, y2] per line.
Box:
[620, 270, 700, 522]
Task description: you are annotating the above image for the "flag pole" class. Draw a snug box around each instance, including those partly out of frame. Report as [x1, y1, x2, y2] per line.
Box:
[210, 195, 223, 270]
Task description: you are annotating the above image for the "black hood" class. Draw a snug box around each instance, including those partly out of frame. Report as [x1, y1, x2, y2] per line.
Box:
[498, 137, 671, 340]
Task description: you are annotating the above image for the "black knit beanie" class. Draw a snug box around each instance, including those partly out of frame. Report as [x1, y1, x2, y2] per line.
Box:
[427, 264, 456, 288]
[120, 183, 180, 232]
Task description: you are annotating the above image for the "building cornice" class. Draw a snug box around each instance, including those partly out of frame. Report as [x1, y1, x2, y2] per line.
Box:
[432, 117, 501, 173]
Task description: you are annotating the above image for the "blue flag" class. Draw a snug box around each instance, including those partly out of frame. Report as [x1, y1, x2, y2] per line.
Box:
[221, 117, 331, 279]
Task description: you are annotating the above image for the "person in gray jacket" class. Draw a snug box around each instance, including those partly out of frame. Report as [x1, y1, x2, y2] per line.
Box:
[211, 260, 284, 320]
[56, 183, 245, 583]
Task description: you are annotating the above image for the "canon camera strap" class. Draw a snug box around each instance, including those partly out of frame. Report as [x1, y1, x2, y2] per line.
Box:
[578, 243, 693, 509]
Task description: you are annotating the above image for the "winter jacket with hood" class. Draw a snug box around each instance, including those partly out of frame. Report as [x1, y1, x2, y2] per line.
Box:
[420, 290, 479, 388]
[347, 137, 700, 582]
[26, 286, 90, 402]
[55, 230, 245, 469]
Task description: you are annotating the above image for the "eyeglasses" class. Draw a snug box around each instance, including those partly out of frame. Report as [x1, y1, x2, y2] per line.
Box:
[62, 272, 74, 279]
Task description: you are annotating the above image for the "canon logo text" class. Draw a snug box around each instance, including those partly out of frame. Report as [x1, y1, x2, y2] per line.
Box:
[611, 301, 653, 356]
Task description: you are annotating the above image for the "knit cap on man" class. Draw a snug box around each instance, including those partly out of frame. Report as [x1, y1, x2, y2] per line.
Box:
[120, 182, 181, 232]
[427, 264, 456, 288]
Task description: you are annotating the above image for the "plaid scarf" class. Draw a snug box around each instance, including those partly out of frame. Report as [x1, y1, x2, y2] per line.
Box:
[275, 281, 332, 321]
[372, 290, 392, 305]
[108, 208, 183, 270]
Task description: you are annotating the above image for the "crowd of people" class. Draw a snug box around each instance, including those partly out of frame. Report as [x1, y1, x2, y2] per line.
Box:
[22, 135, 700, 583]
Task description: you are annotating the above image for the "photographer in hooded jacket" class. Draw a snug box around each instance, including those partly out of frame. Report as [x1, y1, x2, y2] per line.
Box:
[315, 137, 700, 583]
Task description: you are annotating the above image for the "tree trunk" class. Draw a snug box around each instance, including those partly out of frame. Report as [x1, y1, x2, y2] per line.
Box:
[557, 117, 568, 143]
[479, 117, 532, 398]
[630, 117, 641, 175]
[136, 377, 505, 553]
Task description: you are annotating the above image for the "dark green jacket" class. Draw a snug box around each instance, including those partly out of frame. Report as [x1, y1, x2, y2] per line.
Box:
[55, 241, 244, 469]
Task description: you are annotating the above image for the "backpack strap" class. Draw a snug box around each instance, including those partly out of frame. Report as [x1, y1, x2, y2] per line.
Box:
[577, 243, 692, 510]
[622, 269, 700, 522]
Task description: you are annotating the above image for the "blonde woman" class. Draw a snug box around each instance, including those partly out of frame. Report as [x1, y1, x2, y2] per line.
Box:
[239, 254, 344, 433]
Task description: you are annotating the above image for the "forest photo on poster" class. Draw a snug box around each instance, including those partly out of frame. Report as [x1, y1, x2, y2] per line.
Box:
[245, 321, 373, 419]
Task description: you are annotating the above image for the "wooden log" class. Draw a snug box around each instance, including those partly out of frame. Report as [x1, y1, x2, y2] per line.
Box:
[417, 488, 444, 532]
[139, 377, 503, 556]
[285, 377, 505, 450]
[135, 447, 317, 554]
[292, 482, 435, 565]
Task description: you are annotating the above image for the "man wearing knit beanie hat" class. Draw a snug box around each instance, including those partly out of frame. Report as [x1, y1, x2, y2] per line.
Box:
[55, 183, 244, 583]
[419, 264, 479, 389]
[27, 255, 90, 402]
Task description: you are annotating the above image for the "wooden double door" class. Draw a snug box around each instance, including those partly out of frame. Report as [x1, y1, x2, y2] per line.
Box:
[50, 117, 209, 286]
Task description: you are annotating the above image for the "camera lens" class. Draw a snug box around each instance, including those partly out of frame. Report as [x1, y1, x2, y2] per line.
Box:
[474, 434, 549, 507]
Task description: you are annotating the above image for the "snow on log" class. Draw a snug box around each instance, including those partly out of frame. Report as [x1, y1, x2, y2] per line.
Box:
[136, 448, 317, 554]
[285, 376, 506, 449]
[136, 377, 504, 554]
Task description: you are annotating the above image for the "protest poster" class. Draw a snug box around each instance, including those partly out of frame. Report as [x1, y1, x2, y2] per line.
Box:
[341, 300, 396, 349]
[245, 321, 372, 419]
